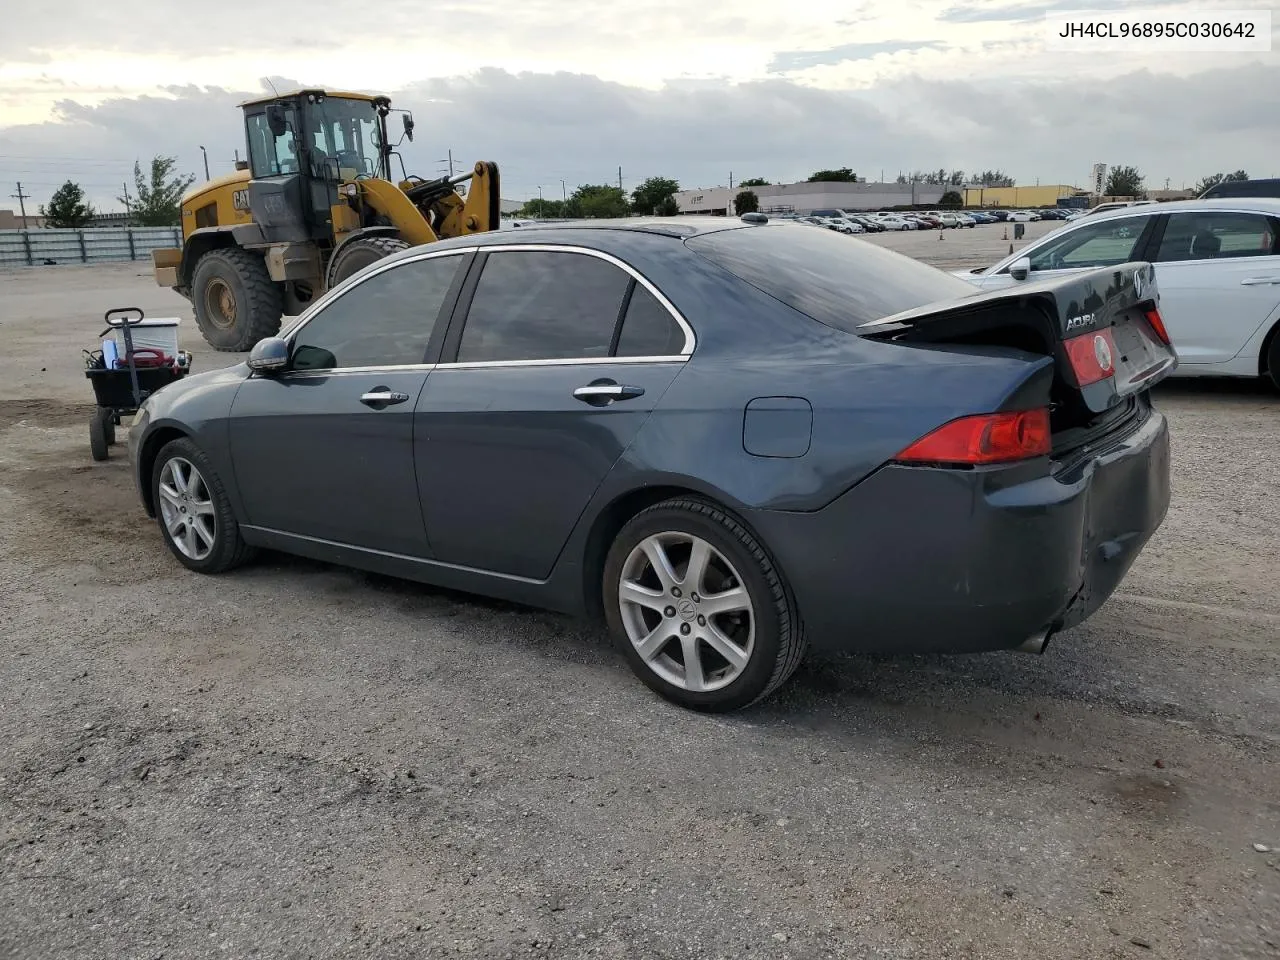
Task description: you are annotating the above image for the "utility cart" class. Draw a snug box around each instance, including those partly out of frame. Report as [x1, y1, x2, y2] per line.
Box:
[83, 307, 192, 461]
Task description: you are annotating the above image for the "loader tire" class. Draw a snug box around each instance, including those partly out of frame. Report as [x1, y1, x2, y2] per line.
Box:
[191, 248, 285, 353]
[327, 236, 411, 289]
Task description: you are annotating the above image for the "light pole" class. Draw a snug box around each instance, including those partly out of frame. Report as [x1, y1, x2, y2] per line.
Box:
[199, 146, 210, 180]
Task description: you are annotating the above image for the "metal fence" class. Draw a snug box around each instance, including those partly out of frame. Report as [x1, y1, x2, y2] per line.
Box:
[0, 227, 182, 267]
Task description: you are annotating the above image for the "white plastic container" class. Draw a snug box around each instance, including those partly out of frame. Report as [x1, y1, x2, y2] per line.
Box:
[109, 317, 180, 360]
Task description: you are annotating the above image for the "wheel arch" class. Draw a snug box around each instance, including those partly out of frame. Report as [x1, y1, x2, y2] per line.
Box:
[179, 228, 238, 287]
[1259, 316, 1280, 380]
[324, 226, 403, 288]
[136, 424, 192, 518]
[578, 481, 770, 622]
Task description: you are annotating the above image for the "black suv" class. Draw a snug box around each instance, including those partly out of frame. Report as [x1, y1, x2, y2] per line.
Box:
[1198, 178, 1280, 200]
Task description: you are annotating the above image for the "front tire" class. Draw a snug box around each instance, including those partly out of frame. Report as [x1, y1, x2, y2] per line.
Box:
[602, 497, 807, 712]
[191, 248, 285, 352]
[327, 236, 410, 289]
[151, 437, 255, 574]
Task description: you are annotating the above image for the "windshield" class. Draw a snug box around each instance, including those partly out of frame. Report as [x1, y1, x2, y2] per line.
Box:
[304, 97, 383, 179]
[686, 223, 978, 333]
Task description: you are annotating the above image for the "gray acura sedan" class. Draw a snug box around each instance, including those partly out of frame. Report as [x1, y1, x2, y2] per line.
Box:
[129, 216, 1177, 711]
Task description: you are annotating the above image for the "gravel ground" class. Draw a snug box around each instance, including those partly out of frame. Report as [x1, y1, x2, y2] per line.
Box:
[1, 233, 1278, 960]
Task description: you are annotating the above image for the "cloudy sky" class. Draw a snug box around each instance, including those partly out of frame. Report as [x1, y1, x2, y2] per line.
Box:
[1, 0, 1276, 212]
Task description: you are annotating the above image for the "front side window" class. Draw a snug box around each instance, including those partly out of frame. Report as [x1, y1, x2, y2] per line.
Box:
[246, 108, 299, 178]
[290, 254, 463, 370]
[1023, 215, 1150, 272]
[1155, 212, 1279, 262]
[456, 251, 632, 362]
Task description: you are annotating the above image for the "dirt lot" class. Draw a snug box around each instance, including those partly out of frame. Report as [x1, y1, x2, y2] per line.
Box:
[1, 229, 1278, 960]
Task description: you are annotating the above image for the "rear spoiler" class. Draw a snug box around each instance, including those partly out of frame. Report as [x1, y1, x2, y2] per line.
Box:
[859, 261, 1160, 341]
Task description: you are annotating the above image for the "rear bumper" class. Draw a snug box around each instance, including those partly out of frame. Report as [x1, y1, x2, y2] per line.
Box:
[747, 403, 1171, 655]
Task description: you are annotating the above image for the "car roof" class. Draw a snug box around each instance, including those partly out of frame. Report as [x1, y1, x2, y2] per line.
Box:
[1082, 197, 1280, 221]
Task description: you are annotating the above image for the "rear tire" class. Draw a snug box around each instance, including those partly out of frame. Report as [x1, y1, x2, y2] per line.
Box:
[327, 236, 410, 289]
[191, 248, 285, 353]
[89, 411, 108, 462]
[1266, 330, 1280, 391]
[602, 497, 807, 712]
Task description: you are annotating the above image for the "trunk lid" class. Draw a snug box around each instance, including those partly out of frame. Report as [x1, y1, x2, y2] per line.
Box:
[858, 262, 1177, 417]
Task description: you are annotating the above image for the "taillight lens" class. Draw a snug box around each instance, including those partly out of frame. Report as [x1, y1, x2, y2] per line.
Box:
[894, 408, 1051, 466]
[1064, 327, 1117, 386]
[1143, 307, 1171, 345]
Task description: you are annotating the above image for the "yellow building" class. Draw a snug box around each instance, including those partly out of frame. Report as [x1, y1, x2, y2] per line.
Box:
[963, 185, 1083, 208]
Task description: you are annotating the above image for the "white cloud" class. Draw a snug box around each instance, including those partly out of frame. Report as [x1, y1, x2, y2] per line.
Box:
[0, 0, 1276, 212]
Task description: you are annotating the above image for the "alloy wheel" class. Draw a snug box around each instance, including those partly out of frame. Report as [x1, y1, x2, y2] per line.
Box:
[617, 532, 755, 693]
[157, 456, 217, 561]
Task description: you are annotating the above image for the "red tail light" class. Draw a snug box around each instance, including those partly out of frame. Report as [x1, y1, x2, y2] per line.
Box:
[894, 408, 1051, 466]
[1143, 307, 1171, 345]
[1064, 328, 1117, 386]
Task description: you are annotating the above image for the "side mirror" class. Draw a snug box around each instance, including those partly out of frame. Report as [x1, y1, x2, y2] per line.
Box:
[401, 113, 415, 142]
[248, 336, 289, 372]
[1009, 256, 1031, 282]
[265, 104, 288, 138]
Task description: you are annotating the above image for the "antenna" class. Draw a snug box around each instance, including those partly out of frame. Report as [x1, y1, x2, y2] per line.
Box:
[262, 76, 281, 98]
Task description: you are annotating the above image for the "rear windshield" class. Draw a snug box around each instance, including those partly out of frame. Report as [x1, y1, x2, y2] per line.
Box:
[685, 223, 977, 332]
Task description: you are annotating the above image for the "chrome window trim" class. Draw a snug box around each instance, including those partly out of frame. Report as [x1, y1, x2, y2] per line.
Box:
[280, 364, 438, 380]
[439, 243, 696, 366]
[281, 246, 478, 350]
[435, 356, 689, 371]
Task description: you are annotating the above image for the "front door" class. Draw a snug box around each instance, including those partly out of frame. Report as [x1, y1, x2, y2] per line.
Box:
[1144, 209, 1280, 365]
[972, 211, 1160, 292]
[416, 247, 691, 580]
[229, 250, 469, 556]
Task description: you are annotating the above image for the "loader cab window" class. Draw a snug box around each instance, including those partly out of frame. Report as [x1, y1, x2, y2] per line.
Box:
[304, 97, 382, 180]
[246, 107, 299, 178]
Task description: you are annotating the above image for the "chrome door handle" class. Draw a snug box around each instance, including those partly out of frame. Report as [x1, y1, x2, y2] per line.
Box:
[1240, 277, 1280, 286]
[573, 382, 645, 405]
[360, 388, 410, 408]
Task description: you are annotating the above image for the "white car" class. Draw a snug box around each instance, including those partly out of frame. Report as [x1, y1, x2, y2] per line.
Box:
[955, 213, 976, 228]
[875, 215, 915, 231]
[1006, 210, 1040, 222]
[952, 198, 1280, 387]
[825, 217, 866, 234]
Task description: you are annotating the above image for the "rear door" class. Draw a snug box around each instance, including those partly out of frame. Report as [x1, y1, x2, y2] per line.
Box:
[1145, 210, 1280, 365]
[228, 249, 469, 557]
[971, 211, 1161, 292]
[414, 246, 691, 580]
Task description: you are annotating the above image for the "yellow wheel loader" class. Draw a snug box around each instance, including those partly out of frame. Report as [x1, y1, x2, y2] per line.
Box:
[151, 89, 500, 351]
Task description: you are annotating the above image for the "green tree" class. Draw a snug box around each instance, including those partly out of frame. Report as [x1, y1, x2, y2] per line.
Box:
[655, 196, 680, 217]
[739, 178, 770, 187]
[733, 190, 759, 215]
[630, 176, 680, 215]
[1194, 170, 1249, 195]
[119, 155, 195, 226]
[940, 190, 963, 208]
[565, 184, 630, 218]
[1105, 165, 1145, 198]
[518, 198, 565, 218]
[974, 169, 1014, 187]
[39, 180, 95, 228]
[807, 168, 857, 182]
[948, 170, 966, 186]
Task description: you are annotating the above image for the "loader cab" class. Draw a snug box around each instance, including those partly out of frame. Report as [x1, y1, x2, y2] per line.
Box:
[241, 89, 392, 244]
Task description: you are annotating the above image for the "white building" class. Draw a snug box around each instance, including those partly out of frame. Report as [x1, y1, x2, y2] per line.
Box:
[675, 180, 949, 216]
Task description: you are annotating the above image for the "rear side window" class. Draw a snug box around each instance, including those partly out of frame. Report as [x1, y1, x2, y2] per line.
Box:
[615, 286, 685, 357]
[290, 253, 462, 369]
[457, 251, 630, 362]
[1155, 212, 1279, 261]
[685, 223, 976, 332]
